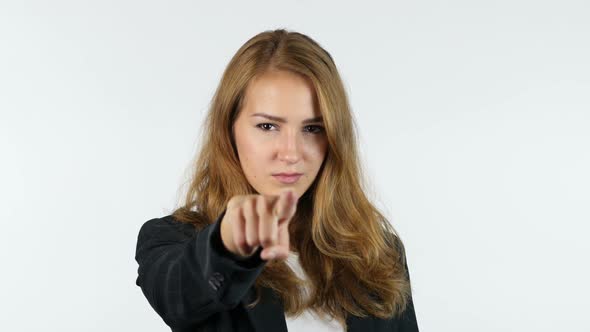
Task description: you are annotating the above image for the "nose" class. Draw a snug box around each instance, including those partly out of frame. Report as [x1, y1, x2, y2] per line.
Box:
[277, 130, 301, 164]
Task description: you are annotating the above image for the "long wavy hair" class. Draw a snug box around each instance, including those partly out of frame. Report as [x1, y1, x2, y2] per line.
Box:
[171, 28, 412, 327]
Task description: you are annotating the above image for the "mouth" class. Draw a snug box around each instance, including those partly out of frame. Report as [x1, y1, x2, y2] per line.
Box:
[272, 173, 303, 184]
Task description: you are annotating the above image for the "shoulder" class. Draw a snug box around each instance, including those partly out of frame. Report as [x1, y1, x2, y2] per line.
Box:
[137, 214, 197, 243]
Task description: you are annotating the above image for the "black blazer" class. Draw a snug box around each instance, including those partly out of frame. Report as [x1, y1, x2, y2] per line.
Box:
[134, 210, 419, 332]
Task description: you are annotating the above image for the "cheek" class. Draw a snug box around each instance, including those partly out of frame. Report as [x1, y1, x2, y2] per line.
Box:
[303, 137, 328, 161]
[237, 133, 269, 170]
[243, 134, 270, 156]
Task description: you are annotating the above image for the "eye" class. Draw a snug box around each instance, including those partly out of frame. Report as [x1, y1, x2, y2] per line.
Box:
[256, 123, 277, 131]
[304, 125, 325, 134]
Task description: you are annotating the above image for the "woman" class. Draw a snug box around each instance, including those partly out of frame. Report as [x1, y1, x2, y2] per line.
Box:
[135, 29, 419, 332]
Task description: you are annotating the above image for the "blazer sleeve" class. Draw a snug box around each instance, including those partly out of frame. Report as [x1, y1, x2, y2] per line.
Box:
[134, 209, 267, 329]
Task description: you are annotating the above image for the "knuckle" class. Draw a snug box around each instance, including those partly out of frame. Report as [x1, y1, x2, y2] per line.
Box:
[227, 197, 236, 208]
[236, 239, 247, 251]
[247, 238, 258, 248]
[257, 200, 270, 218]
[260, 234, 272, 247]
[248, 198, 257, 213]
[228, 195, 244, 209]
[255, 196, 263, 211]
[243, 200, 254, 218]
[240, 239, 253, 250]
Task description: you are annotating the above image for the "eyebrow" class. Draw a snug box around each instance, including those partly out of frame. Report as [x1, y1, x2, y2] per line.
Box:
[251, 112, 323, 124]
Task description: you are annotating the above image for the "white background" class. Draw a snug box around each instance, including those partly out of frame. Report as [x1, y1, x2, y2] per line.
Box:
[1, 1, 589, 331]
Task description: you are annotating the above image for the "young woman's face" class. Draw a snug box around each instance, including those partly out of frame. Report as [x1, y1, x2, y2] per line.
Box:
[233, 70, 328, 200]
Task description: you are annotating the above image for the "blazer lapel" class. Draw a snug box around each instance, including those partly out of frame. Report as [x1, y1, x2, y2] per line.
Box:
[346, 314, 373, 332]
[242, 286, 288, 332]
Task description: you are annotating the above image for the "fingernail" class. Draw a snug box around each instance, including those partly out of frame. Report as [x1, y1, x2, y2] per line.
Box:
[268, 250, 276, 259]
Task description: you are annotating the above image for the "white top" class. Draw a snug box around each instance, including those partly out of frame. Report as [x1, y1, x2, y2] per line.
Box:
[284, 251, 345, 332]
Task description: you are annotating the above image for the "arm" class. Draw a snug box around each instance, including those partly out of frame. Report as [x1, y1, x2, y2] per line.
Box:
[134, 209, 266, 329]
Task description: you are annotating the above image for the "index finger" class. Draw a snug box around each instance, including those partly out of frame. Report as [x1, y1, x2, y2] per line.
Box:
[273, 190, 297, 223]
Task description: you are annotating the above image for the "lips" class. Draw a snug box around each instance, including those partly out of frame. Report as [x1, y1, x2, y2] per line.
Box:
[273, 173, 303, 184]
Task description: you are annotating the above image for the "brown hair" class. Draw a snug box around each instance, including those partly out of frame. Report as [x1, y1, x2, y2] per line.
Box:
[171, 28, 412, 327]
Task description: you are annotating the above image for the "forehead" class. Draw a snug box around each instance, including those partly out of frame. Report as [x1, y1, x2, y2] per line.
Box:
[241, 70, 320, 117]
